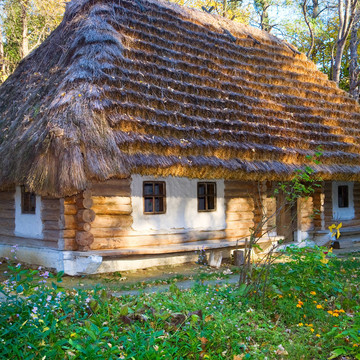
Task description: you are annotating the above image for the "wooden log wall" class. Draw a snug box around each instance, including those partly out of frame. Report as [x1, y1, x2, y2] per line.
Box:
[0, 188, 15, 237]
[41, 197, 63, 249]
[224, 180, 255, 240]
[298, 197, 314, 233]
[90, 178, 133, 250]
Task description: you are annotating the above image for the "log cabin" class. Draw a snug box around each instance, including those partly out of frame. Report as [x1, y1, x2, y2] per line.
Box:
[0, 0, 360, 275]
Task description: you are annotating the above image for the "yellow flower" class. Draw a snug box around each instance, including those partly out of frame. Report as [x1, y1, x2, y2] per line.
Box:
[316, 304, 323, 309]
[339, 309, 345, 313]
[310, 328, 315, 333]
[353, 344, 359, 347]
[316, 334, 321, 337]
[298, 301, 304, 306]
[306, 324, 314, 327]
[325, 299, 328, 302]
[310, 291, 316, 295]
[70, 333, 77, 338]
[333, 313, 339, 317]
[298, 323, 304, 327]
[278, 295, 283, 298]
[313, 301, 317, 304]
[296, 304, 302, 308]
[327, 311, 333, 315]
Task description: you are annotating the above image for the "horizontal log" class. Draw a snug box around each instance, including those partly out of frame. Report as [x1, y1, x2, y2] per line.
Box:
[43, 220, 62, 231]
[224, 189, 255, 197]
[83, 189, 92, 199]
[64, 237, 77, 250]
[64, 215, 77, 229]
[0, 200, 15, 211]
[0, 209, 15, 219]
[77, 209, 96, 223]
[91, 229, 226, 243]
[92, 233, 228, 250]
[41, 210, 61, 221]
[0, 235, 57, 248]
[0, 227, 15, 236]
[63, 229, 76, 238]
[0, 218, 15, 228]
[91, 179, 131, 196]
[92, 204, 132, 215]
[43, 230, 62, 242]
[64, 204, 77, 215]
[0, 192, 15, 201]
[41, 199, 61, 210]
[226, 212, 253, 221]
[91, 215, 132, 229]
[92, 196, 131, 206]
[64, 196, 77, 205]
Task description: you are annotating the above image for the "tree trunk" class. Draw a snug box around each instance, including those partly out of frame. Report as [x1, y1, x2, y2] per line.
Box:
[332, 0, 359, 85]
[0, 26, 5, 80]
[349, 11, 360, 98]
[312, 0, 320, 18]
[20, 0, 29, 59]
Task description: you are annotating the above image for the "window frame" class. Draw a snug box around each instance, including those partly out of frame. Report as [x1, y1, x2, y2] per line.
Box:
[143, 181, 166, 215]
[332, 181, 354, 220]
[197, 182, 217, 212]
[21, 186, 36, 214]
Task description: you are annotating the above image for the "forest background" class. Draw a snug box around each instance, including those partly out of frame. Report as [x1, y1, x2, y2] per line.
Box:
[1, 0, 360, 98]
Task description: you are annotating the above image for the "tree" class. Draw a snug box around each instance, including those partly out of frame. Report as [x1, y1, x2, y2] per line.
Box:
[332, 0, 358, 84]
[0, 0, 67, 83]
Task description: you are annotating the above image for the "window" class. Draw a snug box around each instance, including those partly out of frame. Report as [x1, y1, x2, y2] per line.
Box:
[143, 181, 166, 214]
[338, 185, 349, 208]
[198, 182, 216, 212]
[21, 186, 36, 214]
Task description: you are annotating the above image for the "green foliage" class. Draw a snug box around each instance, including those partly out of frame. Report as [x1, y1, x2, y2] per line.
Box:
[0, 249, 360, 359]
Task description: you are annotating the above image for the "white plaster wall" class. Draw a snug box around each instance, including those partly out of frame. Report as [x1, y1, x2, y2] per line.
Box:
[332, 181, 355, 220]
[131, 175, 226, 232]
[14, 186, 43, 239]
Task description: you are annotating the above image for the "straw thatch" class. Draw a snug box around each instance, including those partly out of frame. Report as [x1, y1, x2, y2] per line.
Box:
[1, 0, 360, 197]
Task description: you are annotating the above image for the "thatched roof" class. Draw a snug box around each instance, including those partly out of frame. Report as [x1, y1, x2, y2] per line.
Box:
[1, 0, 360, 197]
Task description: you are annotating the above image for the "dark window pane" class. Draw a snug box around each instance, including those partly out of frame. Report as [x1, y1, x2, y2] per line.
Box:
[144, 183, 153, 195]
[30, 194, 36, 212]
[207, 183, 215, 195]
[338, 185, 349, 208]
[155, 197, 164, 212]
[198, 184, 205, 196]
[208, 196, 215, 210]
[198, 197, 206, 211]
[144, 197, 153, 213]
[154, 183, 164, 195]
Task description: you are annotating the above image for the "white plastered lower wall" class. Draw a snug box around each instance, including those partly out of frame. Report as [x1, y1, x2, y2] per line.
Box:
[131, 175, 226, 233]
[14, 186, 43, 239]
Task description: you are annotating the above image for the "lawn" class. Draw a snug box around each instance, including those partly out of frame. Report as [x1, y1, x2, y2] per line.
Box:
[0, 247, 359, 359]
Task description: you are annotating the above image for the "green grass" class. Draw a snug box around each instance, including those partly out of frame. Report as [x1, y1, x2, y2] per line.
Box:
[0, 247, 359, 359]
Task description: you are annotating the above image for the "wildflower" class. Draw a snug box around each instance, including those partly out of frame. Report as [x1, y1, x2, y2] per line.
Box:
[339, 309, 345, 313]
[306, 324, 313, 327]
[296, 304, 302, 308]
[310, 328, 315, 333]
[316, 334, 321, 337]
[215, 289, 219, 292]
[70, 333, 77, 338]
[278, 295, 283, 298]
[332, 313, 339, 317]
[353, 344, 359, 347]
[310, 291, 316, 295]
[316, 304, 323, 309]
[313, 301, 317, 304]
[298, 323, 303, 327]
[298, 301, 304, 306]
[327, 311, 333, 315]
